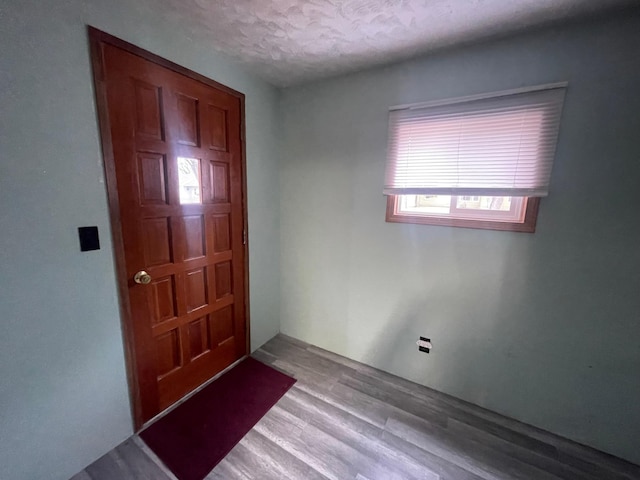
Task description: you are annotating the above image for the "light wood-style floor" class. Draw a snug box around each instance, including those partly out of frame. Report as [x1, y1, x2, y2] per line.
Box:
[72, 334, 640, 480]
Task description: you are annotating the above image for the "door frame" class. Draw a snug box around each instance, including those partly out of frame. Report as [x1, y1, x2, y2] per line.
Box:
[88, 26, 251, 430]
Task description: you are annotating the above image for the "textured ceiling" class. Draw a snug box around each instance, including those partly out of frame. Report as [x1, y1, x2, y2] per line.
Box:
[158, 0, 637, 86]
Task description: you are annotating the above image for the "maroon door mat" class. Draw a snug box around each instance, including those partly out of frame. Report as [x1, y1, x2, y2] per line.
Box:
[140, 357, 296, 480]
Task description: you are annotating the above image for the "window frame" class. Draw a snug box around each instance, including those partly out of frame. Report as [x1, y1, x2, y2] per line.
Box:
[386, 195, 540, 233]
[383, 84, 566, 233]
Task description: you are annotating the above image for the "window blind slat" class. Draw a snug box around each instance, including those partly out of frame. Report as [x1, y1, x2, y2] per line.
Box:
[384, 86, 566, 197]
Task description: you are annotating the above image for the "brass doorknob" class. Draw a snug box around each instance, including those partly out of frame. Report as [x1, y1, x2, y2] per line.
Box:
[134, 270, 152, 285]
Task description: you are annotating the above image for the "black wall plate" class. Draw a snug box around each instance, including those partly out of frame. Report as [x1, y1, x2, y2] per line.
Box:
[78, 226, 100, 252]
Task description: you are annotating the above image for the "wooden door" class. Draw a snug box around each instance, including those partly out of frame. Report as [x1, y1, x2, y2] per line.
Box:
[90, 29, 249, 427]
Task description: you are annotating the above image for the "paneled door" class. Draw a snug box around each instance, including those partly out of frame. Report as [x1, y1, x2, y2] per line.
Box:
[90, 29, 248, 427]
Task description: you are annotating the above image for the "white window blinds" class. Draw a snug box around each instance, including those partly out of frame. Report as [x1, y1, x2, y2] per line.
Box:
[384, 85, 567, 197]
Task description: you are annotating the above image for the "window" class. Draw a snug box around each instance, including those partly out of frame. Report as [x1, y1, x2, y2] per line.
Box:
[384, 84, 566, 232]
[177, 157, 202, 204]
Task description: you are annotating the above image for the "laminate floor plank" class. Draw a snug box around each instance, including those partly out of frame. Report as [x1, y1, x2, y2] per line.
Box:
[72, 334, 639, 480]
[253, 405, 359, 480]
[446, 418, 601, 480]
[240, 429, 330, 480]
[334, 356, 640, 480]
[342, 368, 559, 460]
[555, 449, 639, 480]
[332, 355, 567, 454]
[114, 438, 173, 480]
[130, 436, 177, 480]
[274, 366, 394, 430]
[385, 414, 564, 480]
[280, 386, 384, 441]
[362, 367, 638, 480]
[82, 453, 126, 480]
[69, 471, 93, 480]
[272, 358, 338, 390]
[381, 430, 489, 480]
[337, 371, 452, 430]
[214, 440, 290, 480]
[250, 347, 278, 366]
[261, 336, 360, 380]
[205, 458, 248, 480]
[84, 438, 171, 480]
[297, 420, 412, 480]
[278, 387, 439, 480]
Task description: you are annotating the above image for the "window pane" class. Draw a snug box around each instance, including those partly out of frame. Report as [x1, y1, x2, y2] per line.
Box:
[399, 195, 451, 214]
[455, 196, 512, 211]
[177, 157, 201, 204]
[397, 195, 527, 223]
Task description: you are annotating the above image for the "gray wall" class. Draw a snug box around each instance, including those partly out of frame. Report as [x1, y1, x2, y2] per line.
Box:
[280, 14, 640, 464]
[0, 1, 280, 479]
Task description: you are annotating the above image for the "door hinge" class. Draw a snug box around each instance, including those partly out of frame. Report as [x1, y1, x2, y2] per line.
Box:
[242, 229, 247, 245]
